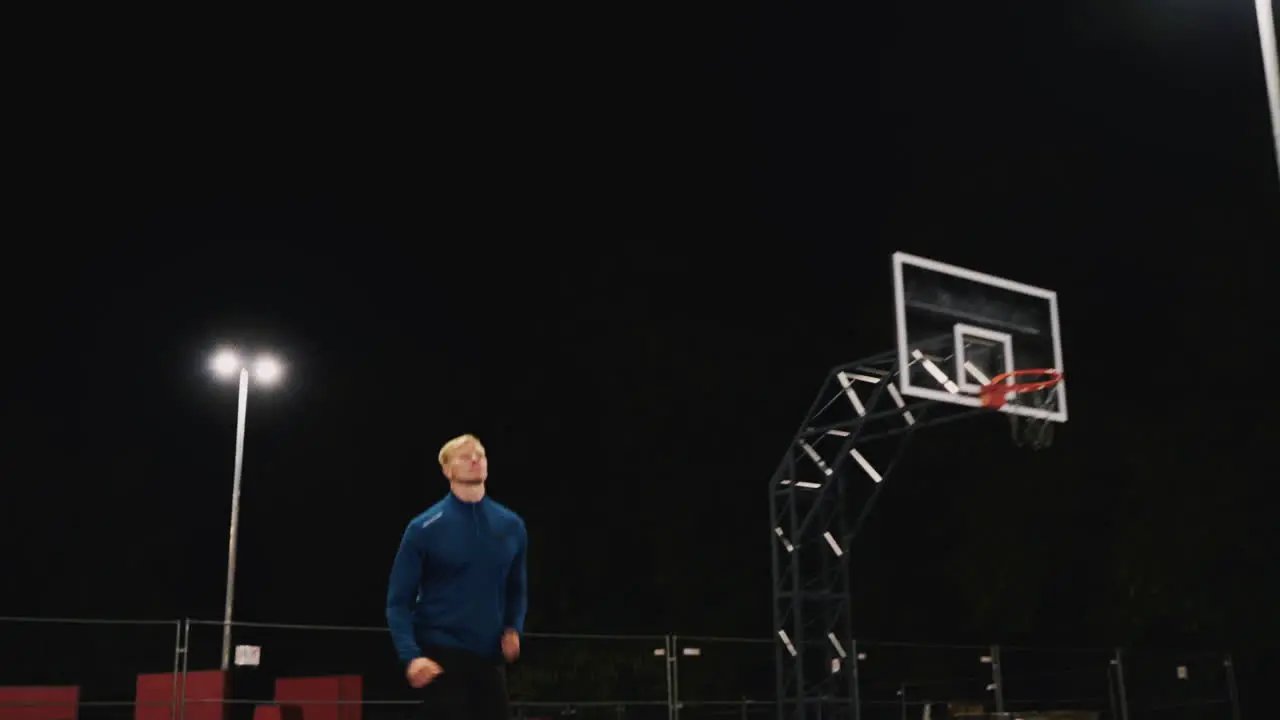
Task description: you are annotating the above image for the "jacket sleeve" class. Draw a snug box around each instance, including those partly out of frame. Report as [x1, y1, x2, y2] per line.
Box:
[504, 521, 529, 634]
[386, 521, 427, 663]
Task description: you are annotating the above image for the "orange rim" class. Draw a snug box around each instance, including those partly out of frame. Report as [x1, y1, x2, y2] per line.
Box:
[978, 369, 1063, 409]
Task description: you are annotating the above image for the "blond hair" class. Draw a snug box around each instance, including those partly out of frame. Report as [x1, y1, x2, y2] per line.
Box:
[438, 434, 483, 466]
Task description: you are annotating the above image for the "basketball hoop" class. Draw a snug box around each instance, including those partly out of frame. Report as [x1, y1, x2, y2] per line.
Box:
[978, 369, 1063, 410]
[979, 369, 1064, 450]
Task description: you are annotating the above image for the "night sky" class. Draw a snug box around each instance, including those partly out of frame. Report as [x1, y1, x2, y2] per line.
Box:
[4, 1, 1278, 715]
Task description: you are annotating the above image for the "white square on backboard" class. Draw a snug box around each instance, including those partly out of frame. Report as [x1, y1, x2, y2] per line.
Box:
[953, 323, 1014, 394]
[234, 645, 261, 667]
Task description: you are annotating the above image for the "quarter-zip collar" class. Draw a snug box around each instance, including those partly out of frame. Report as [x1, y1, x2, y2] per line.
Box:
[445, 490, 488, 536]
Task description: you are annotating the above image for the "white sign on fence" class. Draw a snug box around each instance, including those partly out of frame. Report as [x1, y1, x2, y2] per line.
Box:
[234, 645, 261, 667]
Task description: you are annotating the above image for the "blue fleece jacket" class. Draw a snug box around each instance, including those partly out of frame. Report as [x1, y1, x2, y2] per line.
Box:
[385, 492, 528, 663]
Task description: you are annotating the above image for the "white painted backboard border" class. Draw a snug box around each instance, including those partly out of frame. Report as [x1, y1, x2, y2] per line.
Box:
[892, 251, 1068, 423]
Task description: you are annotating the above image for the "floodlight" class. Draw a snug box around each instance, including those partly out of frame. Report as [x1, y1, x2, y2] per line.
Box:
[211, 349, 241, 378]
[253, 356, 283, 385]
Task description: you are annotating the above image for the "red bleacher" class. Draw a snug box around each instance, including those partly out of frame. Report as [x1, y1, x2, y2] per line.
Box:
[0, 686, 80, 720]
[2, 671, 363, 720]
[135, 670, 227, 720]
[131, 672, 361, 720]
[272, 677, 362, 720]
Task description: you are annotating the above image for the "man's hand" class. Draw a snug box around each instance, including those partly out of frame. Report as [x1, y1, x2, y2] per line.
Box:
[501, 629, 520, 662]
[405, 657, 443, 688]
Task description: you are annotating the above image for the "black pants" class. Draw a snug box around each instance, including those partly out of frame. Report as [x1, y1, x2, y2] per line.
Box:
[414, 645, 509, 720]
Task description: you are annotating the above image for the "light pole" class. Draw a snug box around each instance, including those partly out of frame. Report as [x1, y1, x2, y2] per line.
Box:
[1256, 0, 1280, 186]
[210, 348, 284, 671]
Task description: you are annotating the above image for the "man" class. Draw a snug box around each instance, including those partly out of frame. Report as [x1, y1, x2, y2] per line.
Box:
[386, 433, 528, 720]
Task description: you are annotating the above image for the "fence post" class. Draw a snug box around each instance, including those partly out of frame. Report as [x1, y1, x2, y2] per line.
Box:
[898, 683, 907, 720]
[1106, 654, 1120, 720]
[179, 618, 191, 720]
[1112, 648, 1130, 720]
[851, 638, 861, 720]
[170, 620, 183, 720]
[674, 634, 684, 720]
[665, 634, 677, 720]
[1224, 652, 1242, 720]
[989, 645, 1005, 716]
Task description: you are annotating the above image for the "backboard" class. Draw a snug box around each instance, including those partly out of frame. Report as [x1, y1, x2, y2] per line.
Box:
[892, 251, 1067, 423]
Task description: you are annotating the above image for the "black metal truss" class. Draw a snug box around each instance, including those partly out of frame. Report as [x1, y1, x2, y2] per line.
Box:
[769, 338, 989, 720]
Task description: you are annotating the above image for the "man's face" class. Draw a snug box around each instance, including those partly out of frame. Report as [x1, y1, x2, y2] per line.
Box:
[445, 440, 488, 484]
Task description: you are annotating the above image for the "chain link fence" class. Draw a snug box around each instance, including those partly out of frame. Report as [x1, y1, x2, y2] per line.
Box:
[671, 636, 773, 720]
[0, 617, 181, 720]
[0, 617, 1249, 720]
[855, 640, 994, 719]
[1124, 649, 1237, 718]
[999, 645, 1116, 717]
